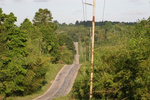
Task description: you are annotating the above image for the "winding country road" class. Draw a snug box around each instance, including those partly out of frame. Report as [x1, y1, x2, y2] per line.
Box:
[34, 42, 80, 100]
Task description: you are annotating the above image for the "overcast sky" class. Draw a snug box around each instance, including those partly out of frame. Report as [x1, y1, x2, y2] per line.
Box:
[0, 0, 150, 25]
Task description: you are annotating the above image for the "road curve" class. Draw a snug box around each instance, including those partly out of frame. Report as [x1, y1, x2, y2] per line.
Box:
[34, 42, 80, 100]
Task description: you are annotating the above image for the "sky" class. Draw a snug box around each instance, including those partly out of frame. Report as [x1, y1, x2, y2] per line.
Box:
[0, 0, 150, 25]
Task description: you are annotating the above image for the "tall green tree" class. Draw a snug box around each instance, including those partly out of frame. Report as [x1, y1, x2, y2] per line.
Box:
[0, 9, 28, 97]
[20, 18, 49, 95]
[33, 8, 59, 63]
[33, 8, 53, 26]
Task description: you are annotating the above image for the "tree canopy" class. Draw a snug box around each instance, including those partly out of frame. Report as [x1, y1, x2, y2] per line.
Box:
[33, 8, 53, 26]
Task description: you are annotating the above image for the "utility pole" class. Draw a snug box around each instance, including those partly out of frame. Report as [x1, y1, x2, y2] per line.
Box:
[89, 27, 91, 61]
[90, 0, 95, 99]
[83, 0, 96, 99]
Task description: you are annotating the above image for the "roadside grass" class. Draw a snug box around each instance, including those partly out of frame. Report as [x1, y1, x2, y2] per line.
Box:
[53, 93, 75, 100]
[6, 64, 65, 100]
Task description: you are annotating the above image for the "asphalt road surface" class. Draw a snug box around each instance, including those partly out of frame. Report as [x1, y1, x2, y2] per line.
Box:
[34, 42, 80, 100]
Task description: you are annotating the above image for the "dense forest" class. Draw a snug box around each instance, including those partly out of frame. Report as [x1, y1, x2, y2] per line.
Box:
[0, 7, 150, 100]
[0, 8, 75, 99]
[56, 18, 150, 99]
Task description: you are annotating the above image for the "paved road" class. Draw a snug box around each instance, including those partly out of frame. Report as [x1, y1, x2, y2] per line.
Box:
[34, 42, 80, 100]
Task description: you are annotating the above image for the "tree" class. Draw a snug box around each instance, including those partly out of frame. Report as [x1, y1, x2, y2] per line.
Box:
[33, 8, 53, 26]
[20, 18, 49, 95]
[56, 33, 75, 64]
[33, 8, 60, 63]
[20, 18, 33, 30]
[75, 20, 79, 26]
[53, 20, 59, 25]
[0, 9, 28, 97]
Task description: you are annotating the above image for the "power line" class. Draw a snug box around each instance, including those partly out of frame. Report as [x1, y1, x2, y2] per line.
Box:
[81, 0, 85, 21]
[84, 0, 87, 22]
[81, 0, 88, 26]
[84, 0, 88, 27]
[102, 0, 106, 22]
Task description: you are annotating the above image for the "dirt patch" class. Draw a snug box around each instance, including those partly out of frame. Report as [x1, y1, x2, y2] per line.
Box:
[0, 96, 3, 100]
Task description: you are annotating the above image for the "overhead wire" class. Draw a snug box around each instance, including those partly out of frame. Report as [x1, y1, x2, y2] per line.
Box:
[81, 0, 106, 25]
[81, 0, 88, 26]
[81, 0, 85, 22]
[84, 0, 88, 26]
[102, 0, 106, 22]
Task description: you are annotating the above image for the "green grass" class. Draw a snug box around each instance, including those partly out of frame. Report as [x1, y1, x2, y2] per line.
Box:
[6, 64, 65, 100]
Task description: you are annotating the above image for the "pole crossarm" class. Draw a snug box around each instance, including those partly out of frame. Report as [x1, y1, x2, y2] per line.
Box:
[82, 2, 93, 6]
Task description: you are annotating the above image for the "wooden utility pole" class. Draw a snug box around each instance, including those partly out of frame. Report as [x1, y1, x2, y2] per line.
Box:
[89, 27, 91, 61]
[90, 0, 95, 99]
[83, 0, 95, 99]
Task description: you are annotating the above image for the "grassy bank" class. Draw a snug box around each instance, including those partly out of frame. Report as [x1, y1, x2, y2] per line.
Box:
[6, 64, 65, 100]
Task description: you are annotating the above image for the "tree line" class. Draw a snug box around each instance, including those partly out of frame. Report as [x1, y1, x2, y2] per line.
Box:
[75, 20, 135, 27]
[53, 20, 135, 27]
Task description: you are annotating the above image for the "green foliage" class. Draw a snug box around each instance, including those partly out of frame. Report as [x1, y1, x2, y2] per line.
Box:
[72, 70, 90, 99]
[20, 18, 50, 95]
[56, 33, 75, 64]
[57, 33, 75, 52]
[20, 18, 33, 30]
[33, 8, 53, 26]
[0, 9, 28, 97]
[32, 8, 60, 63]
[72, 18, 150, 100]
[6, 64, 64, 100]
[0, 8, 76, 98]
